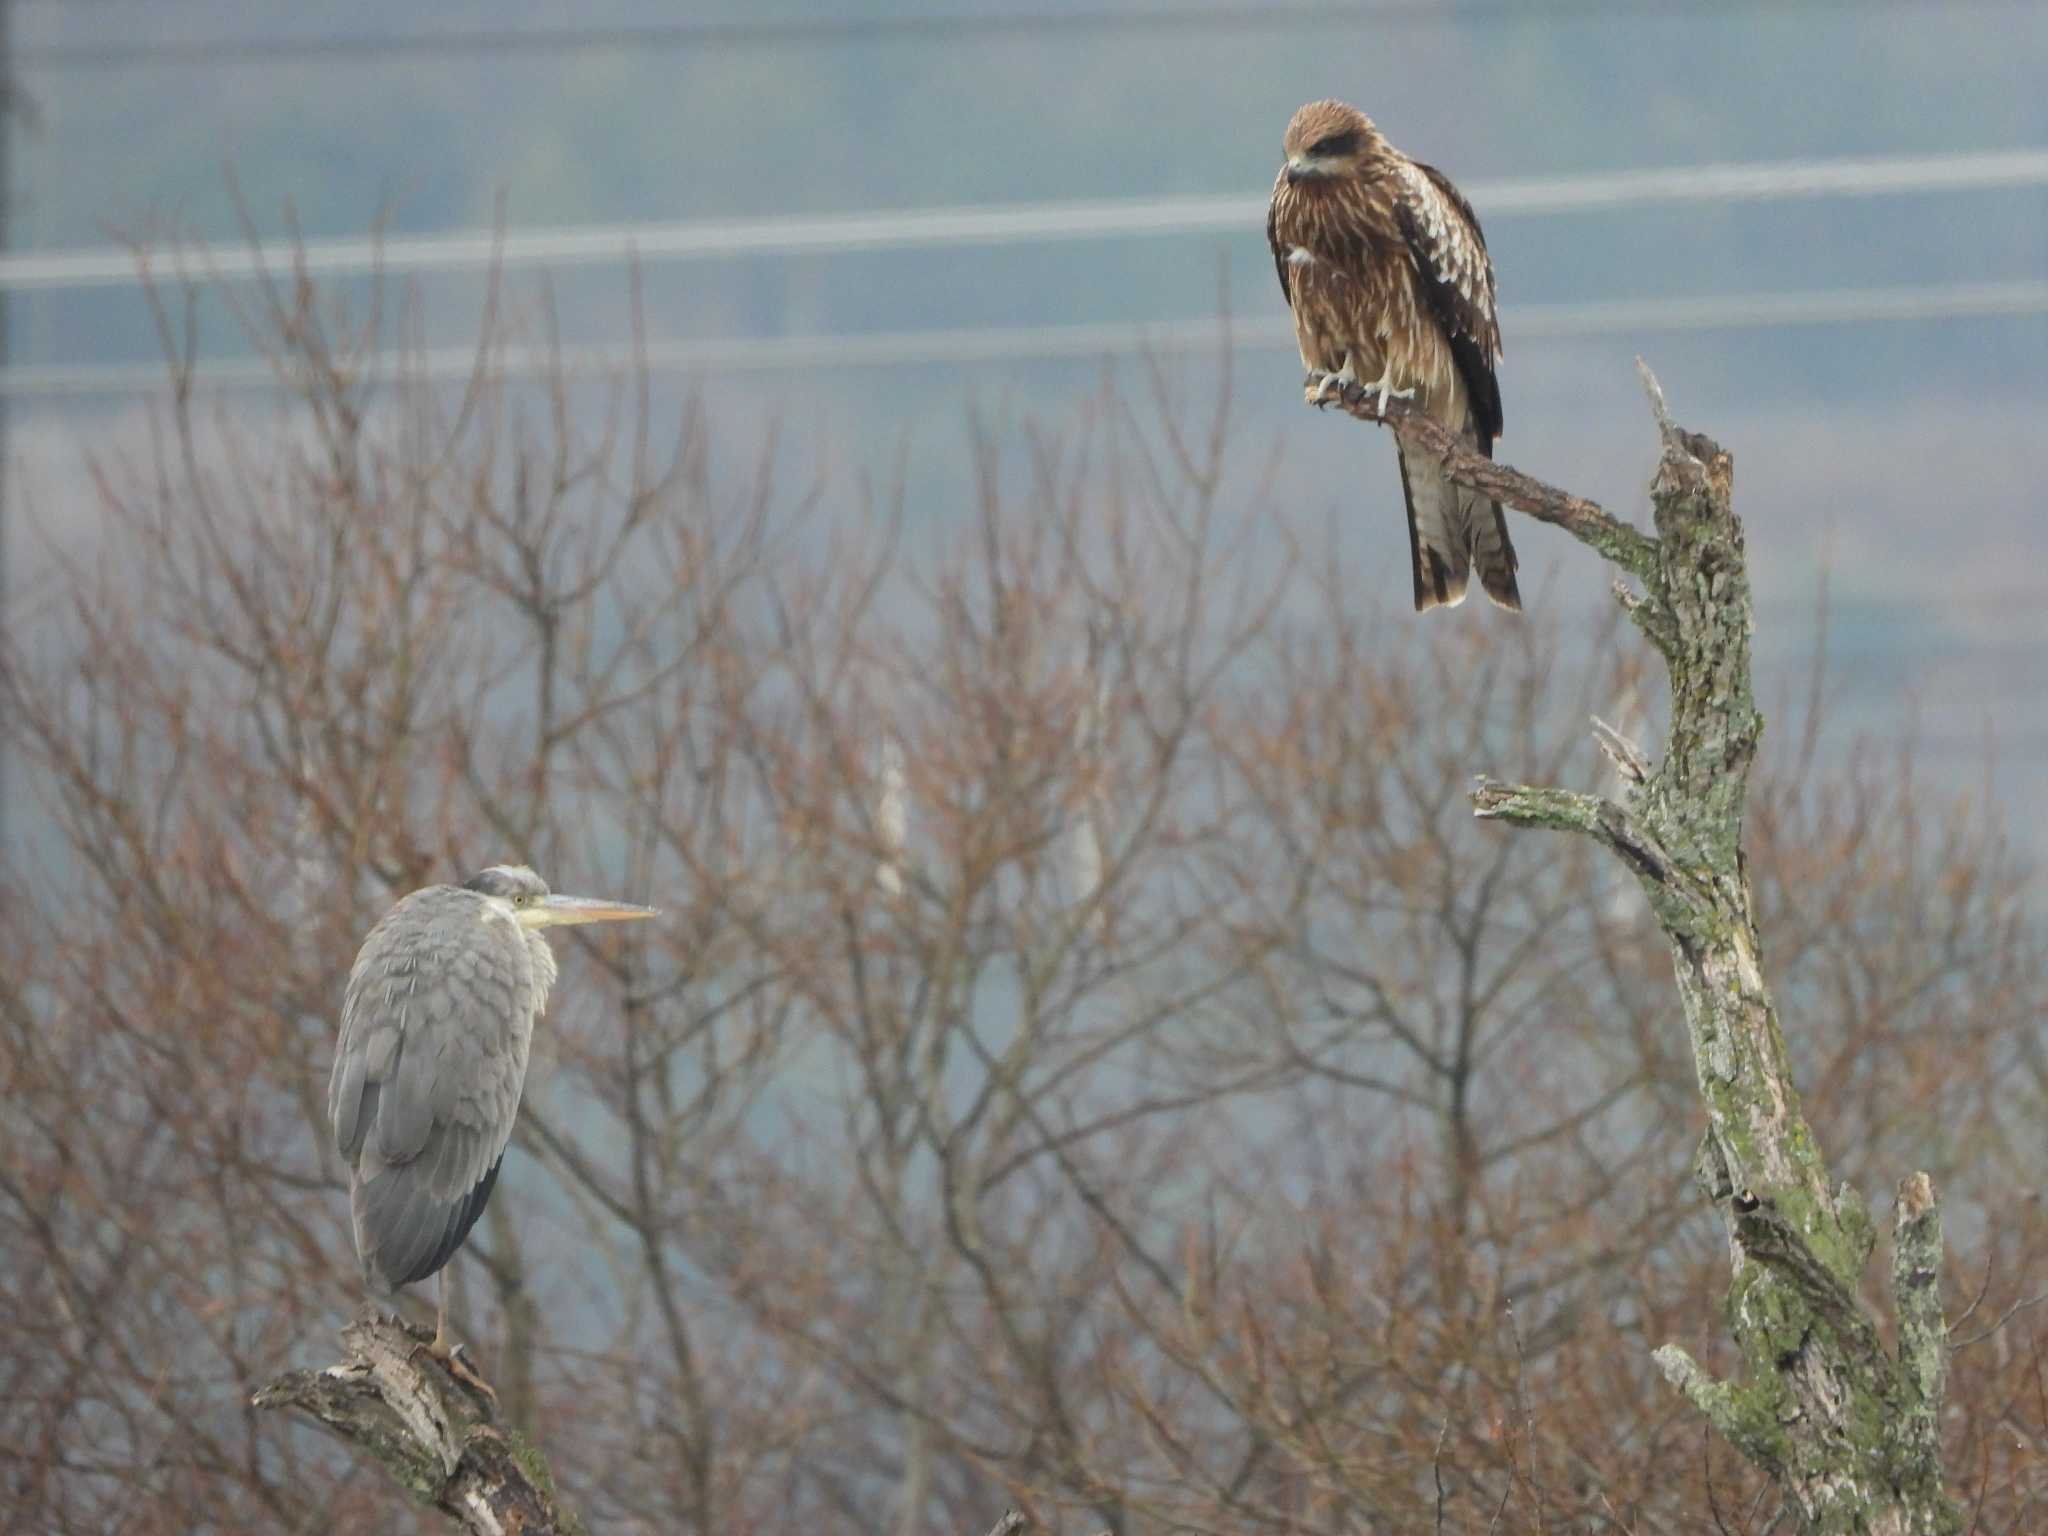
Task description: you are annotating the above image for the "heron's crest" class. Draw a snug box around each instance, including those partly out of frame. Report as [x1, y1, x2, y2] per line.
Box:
[462, 864, 548, 901]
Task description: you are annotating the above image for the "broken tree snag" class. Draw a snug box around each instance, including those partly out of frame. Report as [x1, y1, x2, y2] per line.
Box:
[1349, 365, 1959, 1534]
[252, 1319, 585, 1536]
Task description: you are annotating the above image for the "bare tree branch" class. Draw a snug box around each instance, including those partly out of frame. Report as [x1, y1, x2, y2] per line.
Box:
[252, 1320, 585, 1535]
[1315, 375, 1659, 581]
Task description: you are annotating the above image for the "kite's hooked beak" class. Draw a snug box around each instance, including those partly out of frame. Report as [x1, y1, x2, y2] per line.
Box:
[1284, 157, 1323, 186]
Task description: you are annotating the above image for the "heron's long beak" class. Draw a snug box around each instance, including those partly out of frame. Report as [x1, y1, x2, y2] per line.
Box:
[522, 894, 660, 929]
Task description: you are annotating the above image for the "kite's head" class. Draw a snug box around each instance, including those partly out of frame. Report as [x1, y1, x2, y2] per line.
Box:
[1281, 99, 1377, 185]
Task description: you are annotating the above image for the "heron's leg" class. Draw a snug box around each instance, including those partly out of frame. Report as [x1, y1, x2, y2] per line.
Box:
[421, 1270, 498, 1404]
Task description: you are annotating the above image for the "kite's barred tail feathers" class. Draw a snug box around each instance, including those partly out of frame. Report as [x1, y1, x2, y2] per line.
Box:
[1397, 442, 1521, 613]
[1469, 489, 1522, 612]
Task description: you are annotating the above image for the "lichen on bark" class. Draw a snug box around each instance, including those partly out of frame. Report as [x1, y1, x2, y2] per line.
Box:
[1338, 364, 1960, 1534]
[252, 1318, 587, 1536]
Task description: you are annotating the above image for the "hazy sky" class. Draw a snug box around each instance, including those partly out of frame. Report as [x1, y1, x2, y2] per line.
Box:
[6, 0, 2044, 850]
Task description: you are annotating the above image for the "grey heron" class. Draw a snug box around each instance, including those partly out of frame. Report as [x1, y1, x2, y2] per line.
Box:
[327, 864, 656, 1391]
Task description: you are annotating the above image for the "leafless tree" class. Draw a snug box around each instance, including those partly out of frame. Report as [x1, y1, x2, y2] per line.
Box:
[1, 253, 2042, 1535]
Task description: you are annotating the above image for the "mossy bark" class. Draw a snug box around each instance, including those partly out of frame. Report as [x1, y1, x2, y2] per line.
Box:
[1344, 369, 1958, 1534]
[253, 1319, 586, 1536]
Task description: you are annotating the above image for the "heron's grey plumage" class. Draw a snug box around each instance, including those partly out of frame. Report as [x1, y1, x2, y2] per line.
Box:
[329, 873, 553, 1292]
[327, 862, 662, 1318]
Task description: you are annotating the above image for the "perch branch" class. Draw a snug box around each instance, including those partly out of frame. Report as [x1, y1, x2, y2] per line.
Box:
[252, 1319, 584, 1536]
[1317, 375, 1660, 581]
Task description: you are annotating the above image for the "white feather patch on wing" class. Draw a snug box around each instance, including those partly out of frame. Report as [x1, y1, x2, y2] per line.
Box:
[1394, 161, 1497, 356]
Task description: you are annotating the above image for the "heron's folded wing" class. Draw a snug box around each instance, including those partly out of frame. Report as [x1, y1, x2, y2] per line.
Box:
[331, 890, 538, 1288]
[332, 891, 532, 1177]
[329, 912, 427, 1161]
[354, 1122, 504, 1287]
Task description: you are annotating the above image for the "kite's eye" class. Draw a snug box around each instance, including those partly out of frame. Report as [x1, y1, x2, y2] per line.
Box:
[1310, 132, 1359, 158]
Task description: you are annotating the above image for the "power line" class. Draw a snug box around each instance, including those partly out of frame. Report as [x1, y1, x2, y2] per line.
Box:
[2, 147, 2042, 294]
[7, 0, 1993, 68]
[3, 279, 2041, 400]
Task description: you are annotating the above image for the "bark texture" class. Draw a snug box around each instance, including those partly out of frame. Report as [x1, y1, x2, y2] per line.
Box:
[251, 1320, 585, 1536]
[255, 1323, 1057, 1535]
[1329, 368, 1959, 1535]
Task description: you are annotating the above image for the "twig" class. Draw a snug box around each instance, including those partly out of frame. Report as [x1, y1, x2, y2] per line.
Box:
[1486, 1466, 1515, 1536]
[1635, 355, 1675, 436]
[1590, 714, 1651, 787]
[1433, 1415, 1452, 1536]
[1949, 1290, 2048, 1352]
[1947, 1251, 1996, 1336]
[1504, 1299, 1544, 1534]
[1703, 1422, 1733, 1536]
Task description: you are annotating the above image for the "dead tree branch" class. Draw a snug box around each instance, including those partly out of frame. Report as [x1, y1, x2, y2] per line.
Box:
[251, 1320, 585, 1536]
[1338, 365, 1960, 1534]
[1318, 377, 1658, 582]
[256, 1323, 1053, 1536]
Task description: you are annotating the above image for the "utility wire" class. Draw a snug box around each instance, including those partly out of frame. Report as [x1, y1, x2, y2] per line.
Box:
[2, 147, 2042, 294]
[8, 0, 1997, 68]
[4, 279, 2041, 400]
